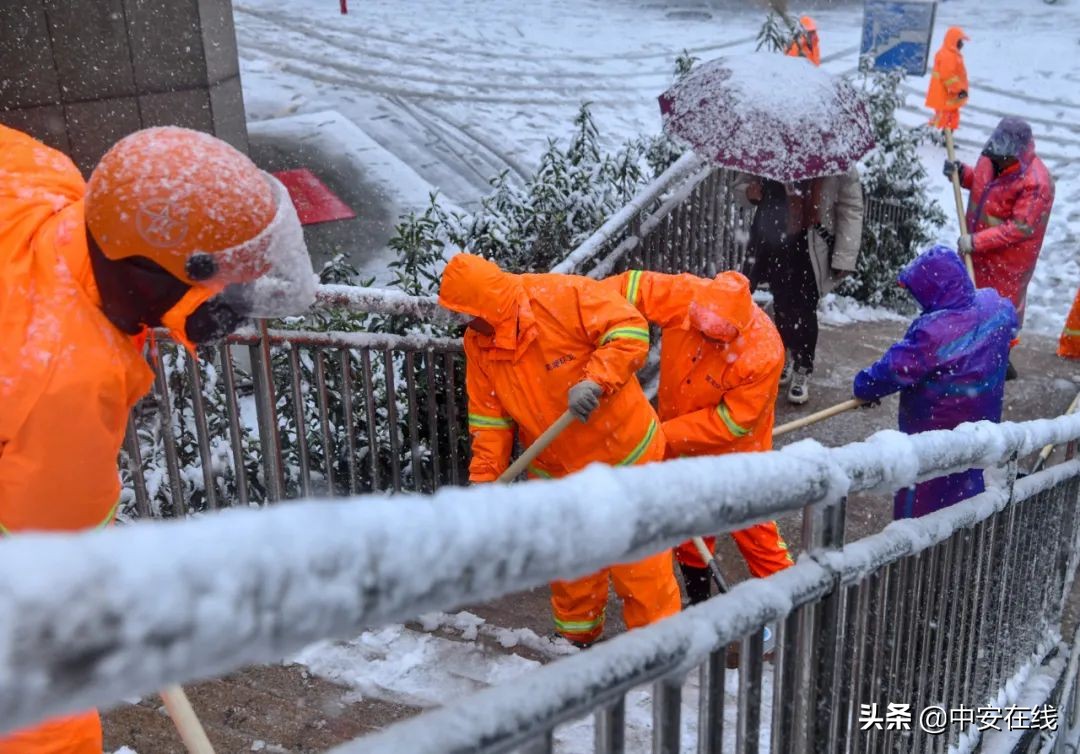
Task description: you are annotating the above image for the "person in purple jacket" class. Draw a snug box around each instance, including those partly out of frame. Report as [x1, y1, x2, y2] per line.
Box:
[853, 245, 1018, 519]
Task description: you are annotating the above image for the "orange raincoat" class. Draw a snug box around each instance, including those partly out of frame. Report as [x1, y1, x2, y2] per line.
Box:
[925, 27, 970, 130]
[0, 125, 154, 751]
[786, 16, 821, 67]
[607, 270, 793, 577]
[439, 254, 680, 643]
[1059, 289, 1080, 359]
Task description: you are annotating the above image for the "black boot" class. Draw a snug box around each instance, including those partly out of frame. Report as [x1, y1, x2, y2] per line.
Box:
[1006, 360, 1018, 381]
[679, 562, 713, 606]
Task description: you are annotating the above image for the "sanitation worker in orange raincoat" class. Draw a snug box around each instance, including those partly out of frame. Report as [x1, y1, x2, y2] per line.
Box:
[786, 15, 821, 66]
[0, 125, 314, 752]
[606, 270, 793, 604]
[439, 253, 681, 646]
[925, 26, 970, 130]
[1059, 290, 1080, 359]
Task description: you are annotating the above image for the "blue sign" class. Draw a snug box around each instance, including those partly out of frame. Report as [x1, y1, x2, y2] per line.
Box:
[861, 0, 937, 76]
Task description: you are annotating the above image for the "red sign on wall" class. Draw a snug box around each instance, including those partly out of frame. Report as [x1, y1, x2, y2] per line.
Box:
[273, 168, 356, 226]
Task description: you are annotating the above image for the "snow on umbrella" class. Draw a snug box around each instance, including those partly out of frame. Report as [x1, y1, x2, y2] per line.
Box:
[658, 52, 874, 183]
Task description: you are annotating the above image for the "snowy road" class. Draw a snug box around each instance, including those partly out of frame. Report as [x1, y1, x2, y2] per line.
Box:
[236, 0, 1080, 337]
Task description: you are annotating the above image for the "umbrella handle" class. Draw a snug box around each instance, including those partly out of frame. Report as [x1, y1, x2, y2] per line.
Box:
[944, 129, 977, 282]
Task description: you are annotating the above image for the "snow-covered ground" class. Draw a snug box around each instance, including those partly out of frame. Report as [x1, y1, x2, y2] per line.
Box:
[228, 2, 1080, 747]
[236, 0, 1080, 337]
[294, 610, 774, 753]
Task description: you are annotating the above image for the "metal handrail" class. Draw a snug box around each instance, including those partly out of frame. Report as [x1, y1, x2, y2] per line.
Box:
[7, 414, 1080, 737]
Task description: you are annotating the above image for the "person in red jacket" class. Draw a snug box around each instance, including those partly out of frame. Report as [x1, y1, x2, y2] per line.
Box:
[944, 117, 1055, 376]
[606, 270, 793, 604]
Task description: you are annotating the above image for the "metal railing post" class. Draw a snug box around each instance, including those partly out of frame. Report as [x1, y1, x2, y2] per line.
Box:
[251, 320, 284, 502]
[653, 678, 682, 754]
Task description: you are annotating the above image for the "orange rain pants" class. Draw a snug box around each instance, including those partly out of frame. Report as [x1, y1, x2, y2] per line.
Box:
[439, 254, 681, 644]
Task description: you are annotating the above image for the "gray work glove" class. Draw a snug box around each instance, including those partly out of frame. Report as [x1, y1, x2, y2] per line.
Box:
[567, 380, 603, 422]
[958, 235, 975, 255]
[942, 159, 963, 180]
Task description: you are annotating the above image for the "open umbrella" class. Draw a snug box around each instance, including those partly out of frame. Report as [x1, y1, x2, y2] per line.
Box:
[658, 52, 874, 183]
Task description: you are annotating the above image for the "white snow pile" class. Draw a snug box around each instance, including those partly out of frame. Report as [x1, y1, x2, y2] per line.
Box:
[295, 624, 540, 708]
[660, 53, 873, 183]
[338, 561, 830, 754]
[818, 292, 909, 327]
[2, 415, 1080, 734]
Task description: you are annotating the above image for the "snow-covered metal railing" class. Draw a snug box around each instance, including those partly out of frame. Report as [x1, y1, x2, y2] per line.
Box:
[351, 459, 1080, 754]
[6, 415, 1080, 741]
[121, 322, 469, 516]
[551, 152, 752, 281]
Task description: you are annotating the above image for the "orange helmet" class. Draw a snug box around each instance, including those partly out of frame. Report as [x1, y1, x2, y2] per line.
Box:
[800, 15, 818, 33]
[85, 127, 276, 286]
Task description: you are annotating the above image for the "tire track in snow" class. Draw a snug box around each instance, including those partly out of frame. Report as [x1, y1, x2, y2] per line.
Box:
[898, 83, 1080, 136]
[240, 38, 664, 95]
[235, 3, 757, 66]
[404, 99, 532, 182]
[969, 79, 1080, 113]
[389, 95, 528, 185]
[242, 47, 633, 106]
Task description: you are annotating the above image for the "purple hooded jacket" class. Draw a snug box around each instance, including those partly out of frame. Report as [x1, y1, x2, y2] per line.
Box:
[853, 246, 1018, 519]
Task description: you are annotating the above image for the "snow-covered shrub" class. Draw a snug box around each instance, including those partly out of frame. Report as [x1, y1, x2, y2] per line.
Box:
[424, 104, 654, 273]
[839, 69, 946, 308]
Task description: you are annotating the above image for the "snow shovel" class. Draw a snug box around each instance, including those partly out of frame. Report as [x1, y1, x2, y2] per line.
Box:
[944, 129, 978, 281]
[160, 685, 215, 753]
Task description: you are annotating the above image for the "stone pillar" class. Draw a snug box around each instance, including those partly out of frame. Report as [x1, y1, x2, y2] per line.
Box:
[0, 0, 249, 175]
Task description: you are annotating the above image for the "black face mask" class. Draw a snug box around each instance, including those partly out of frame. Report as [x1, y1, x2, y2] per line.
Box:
[89, 234, 250, 346]
[184, 294, 250, 345]
[89, 238, 188, 334]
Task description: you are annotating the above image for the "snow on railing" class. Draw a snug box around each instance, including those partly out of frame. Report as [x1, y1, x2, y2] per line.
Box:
[4, 415, 1080, 734]
[551, 151, 705, 276]
[313, 284, 461, 323]
[351, 460, 1080, 754]
[229, 325, 462, 352]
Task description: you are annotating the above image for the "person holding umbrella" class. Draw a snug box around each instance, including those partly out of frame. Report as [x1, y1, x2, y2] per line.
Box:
[736, 169, 864, 404]
[657, 52, 874, 405]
